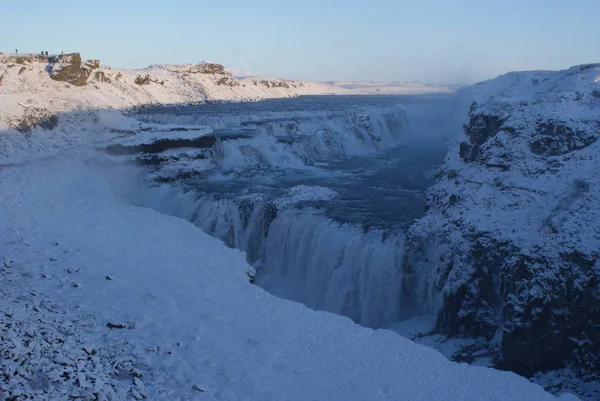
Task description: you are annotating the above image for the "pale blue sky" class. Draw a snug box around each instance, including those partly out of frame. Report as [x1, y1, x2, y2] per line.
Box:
[2, 0, 598, 83]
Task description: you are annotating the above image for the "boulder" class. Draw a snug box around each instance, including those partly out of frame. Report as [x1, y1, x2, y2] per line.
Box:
[194, 62, 229, 75]
[85, 59, 100, 69]
[134, 74, 151, 85]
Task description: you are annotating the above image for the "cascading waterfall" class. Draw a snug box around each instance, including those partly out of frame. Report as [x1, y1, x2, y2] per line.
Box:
[137, 106, 409, 165]
[258, 209, 406, 328]
[148, 190, 408, 328]
[188, 195, 277, 263]
[124, 96, 461, 330]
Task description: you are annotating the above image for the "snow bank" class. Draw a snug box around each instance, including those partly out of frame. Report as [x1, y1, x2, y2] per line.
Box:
[0, 158, 576, 400]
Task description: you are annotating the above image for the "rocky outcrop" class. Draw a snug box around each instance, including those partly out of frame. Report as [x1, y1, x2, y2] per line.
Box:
[162, 63, 232, 76]
[216, 77, 240, 87]
[85, 59, 100, 69]
[94, 71, 111, 83]
[252, 79, 292, 89]
[134, 74, 152, 85]
[48, 53, 91, 86]
[134, 74, 164, 86]
[404, 65, 600, 380]
[194, 63, 230, 75]
[105, 129, 216, 155]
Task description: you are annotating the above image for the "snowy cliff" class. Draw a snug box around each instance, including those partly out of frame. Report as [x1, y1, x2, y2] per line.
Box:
[405, 64, 600, 380]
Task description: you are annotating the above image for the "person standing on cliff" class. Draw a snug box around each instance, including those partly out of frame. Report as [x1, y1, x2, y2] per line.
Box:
[15, 49, 18, 55]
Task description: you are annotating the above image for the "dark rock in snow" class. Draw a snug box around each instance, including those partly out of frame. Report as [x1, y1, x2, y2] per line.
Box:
[105, 134, 216, 155]
[192, 384, 205, 392]
[134, 74, 152, 85]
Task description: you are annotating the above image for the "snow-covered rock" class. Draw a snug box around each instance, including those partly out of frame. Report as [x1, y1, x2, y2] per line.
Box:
[404, 64, 600, 380]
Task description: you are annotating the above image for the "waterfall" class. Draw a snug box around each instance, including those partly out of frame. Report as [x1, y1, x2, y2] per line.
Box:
[121, 97, 459, 330]
[258, 209, 405, 328]
[147, 189, 407, 328]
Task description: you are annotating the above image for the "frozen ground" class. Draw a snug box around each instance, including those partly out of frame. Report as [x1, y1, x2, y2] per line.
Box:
[0, 156, 577, 401]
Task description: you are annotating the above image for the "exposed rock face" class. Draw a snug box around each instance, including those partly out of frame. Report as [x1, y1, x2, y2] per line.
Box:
[105, 131, 216, 155]
[85, 59, 100, 69]
[405, 65, 600, 379]
[94, 71, 111, 83]
[251, 79, 292, 89]
[48, 53, 91, 86]
[134, 74, 164, 86]
[194, 62, 230, 75]
[216, 76, 240, 87]
[134, 74, 152, 85]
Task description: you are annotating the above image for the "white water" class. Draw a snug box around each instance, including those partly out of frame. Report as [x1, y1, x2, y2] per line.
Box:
[259, 209, 406, 328]
[138, 190, 412, 328]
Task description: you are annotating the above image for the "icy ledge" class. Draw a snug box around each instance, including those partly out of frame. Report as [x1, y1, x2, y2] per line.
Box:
[0, 159, 577, 401]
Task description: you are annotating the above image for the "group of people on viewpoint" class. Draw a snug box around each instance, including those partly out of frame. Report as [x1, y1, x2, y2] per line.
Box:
[13, 49, 64, 59]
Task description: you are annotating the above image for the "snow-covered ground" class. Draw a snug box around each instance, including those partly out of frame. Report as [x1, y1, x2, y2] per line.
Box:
[0, 52, 590, 400]
[0, 156, 577, 401]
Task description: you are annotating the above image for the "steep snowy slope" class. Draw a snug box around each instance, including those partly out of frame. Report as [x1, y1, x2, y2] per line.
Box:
[0, 157, 577, 401]
[404, 65, 600, 380]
